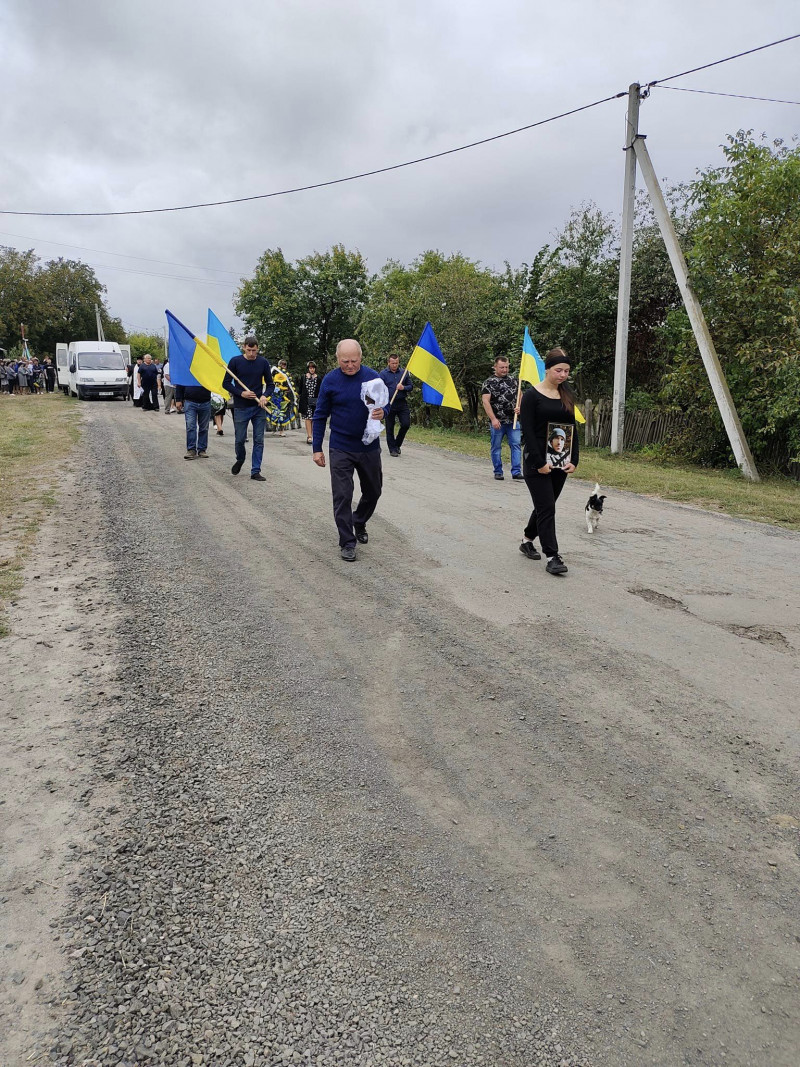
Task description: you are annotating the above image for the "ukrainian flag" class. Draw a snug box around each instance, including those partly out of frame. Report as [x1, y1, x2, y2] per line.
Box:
[207, 308, 242, 366]
[165, 310, 230, 399]
[519, 327, 585, 424]
[407, 323, 462, 411]
[519, 326, 546, 386]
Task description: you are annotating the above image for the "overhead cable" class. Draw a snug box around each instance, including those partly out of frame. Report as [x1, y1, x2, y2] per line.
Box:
[0, 93, 626, 218]
[653, 84, 800, 106]
[646, 32, 800, 87]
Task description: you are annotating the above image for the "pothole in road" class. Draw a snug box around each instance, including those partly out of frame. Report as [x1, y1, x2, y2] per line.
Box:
[720, 623, 790, 650]
[628, 587, 687, 611]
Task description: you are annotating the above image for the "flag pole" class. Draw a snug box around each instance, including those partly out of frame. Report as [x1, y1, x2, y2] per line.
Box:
[388, 367, 409, 407]
[512, 373, 523, 430]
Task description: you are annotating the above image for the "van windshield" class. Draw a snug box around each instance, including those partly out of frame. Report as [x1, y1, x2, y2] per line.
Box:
[77, 351, 126, 370]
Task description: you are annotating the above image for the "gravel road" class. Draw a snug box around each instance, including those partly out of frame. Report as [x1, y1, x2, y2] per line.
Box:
[1, 403, 798, 1067]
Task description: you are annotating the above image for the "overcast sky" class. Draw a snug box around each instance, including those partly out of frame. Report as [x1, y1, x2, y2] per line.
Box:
[1, 0, 798, 341]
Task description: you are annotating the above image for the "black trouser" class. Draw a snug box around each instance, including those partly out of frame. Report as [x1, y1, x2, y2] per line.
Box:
[386, 403, 411, 452]
[329, 448, 383, 548]
[523, 468, 568, 557]
[141, 381, 159, 410]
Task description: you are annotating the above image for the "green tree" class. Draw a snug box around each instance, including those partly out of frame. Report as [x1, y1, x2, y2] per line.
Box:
[128, 332, 165, 362]
[531, 204, 619, 396]
[661, 132, 800, 467]
[0, 246, 40, 353]
[360, 251, 522, 423]
[235, 244, 369, 374]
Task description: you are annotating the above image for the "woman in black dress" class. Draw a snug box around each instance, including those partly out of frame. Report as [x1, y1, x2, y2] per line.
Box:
[298, 361, 320, 444]
[518, 348, 579, 576]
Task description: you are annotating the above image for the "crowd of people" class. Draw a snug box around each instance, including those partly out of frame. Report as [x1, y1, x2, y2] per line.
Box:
[163, 335, 579, 576]
[0, 355, 57, 394]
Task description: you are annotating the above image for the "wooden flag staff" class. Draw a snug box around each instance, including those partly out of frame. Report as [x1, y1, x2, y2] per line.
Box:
[512, 374, 523, 430]
[388, 367, 409, 407]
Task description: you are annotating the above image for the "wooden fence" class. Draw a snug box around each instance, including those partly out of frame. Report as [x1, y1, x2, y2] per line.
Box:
[582, 398, 689, 449]
[581, 398, 800, 480]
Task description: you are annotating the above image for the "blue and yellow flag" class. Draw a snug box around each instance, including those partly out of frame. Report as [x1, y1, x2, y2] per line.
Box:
[165, 310, 230, 399]
[519, 326, 546, 386]
[407, 323, 462, 411]
[206, 308, 242, 366]
[519, 328, 585, 424]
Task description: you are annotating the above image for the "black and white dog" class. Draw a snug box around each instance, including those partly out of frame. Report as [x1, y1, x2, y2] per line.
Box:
[585, 483, 606, 533]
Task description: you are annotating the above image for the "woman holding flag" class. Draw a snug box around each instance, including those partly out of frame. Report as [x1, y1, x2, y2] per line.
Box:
[518, 348, 579, 576]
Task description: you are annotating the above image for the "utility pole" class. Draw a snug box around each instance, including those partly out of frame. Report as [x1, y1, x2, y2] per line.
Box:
[632, 138, 759, 481]
[95, 303, 105, 342]
[610, 83, 641, 454]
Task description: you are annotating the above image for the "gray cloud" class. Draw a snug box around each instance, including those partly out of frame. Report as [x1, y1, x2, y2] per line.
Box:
[1, 0, 798, 339]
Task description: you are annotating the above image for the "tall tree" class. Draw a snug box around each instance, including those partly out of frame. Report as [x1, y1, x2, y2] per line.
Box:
[0, 247, 40, 352]
[660, 132, 800, 467]
[235, 244, 369, 373]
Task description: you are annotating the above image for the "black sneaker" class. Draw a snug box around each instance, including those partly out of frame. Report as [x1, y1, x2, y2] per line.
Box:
[519, 541, 541, 560]
[494, 472, 504, 480]
[251, 472, 266, 481]
[389, 449, 400, 457]
[512, 473, 524, 480]
[231, 460, 243, 475]
[546, 554, 568, 575]
[354, 526, 368, 544]
[340, 545, 356, 562]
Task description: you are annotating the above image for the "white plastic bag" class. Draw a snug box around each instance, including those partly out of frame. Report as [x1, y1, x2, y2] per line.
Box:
[360, 378, 389, 445]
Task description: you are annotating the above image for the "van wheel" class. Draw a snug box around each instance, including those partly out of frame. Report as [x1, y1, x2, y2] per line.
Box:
[76, 386, 84, 400]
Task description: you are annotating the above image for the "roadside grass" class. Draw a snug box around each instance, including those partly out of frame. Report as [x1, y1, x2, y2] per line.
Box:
[411, 426, 800, 531]
[0, 393, 80, 636]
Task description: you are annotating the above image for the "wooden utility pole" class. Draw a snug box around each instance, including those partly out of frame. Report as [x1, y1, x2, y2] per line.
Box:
[610, 83, 640, 454]
[632, 138, 760, 482]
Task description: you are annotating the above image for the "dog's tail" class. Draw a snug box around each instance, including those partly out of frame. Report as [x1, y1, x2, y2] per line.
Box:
[593, 482, 601, 496]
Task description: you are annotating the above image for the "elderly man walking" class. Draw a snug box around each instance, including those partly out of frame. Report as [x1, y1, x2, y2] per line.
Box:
[312, 339, 386, 562]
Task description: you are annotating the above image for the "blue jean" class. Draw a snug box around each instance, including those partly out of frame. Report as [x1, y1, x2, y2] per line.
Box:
[490, 423, 521, 476]
[233, 406, 267, 474]
[184, 400, 211, 452]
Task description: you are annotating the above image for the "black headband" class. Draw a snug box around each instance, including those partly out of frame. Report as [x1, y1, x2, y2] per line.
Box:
[544, 352, 572, 370]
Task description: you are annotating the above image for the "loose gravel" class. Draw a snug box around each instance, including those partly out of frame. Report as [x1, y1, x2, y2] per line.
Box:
[36, 416, 591, 1066]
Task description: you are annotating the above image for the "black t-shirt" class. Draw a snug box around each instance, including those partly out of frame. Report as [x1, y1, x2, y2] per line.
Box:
[482, 374, 519, 425]
[139, 363, 160, 387]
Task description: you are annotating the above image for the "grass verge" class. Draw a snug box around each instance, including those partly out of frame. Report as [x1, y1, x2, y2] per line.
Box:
[411, 426, 800, 531]
[0, 393, 81, 637]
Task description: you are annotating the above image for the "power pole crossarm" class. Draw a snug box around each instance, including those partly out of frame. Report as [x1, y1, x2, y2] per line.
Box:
[632, 138, 760, 482]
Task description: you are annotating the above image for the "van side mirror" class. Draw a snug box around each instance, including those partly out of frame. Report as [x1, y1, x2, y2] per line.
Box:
[69, 363, 76, 373]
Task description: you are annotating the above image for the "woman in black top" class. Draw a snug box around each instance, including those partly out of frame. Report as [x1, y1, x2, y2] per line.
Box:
[518, 348, 579, 575]
[298, 361, 320, 444]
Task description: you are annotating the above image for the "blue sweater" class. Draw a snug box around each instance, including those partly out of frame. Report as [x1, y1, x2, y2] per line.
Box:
[312, 366, 383, 453]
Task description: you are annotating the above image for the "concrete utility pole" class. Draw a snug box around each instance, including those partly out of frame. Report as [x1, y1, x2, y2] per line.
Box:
[633, 138, 760, 482]
[610, 83, 641, 454]
[95, 303, 105, 342]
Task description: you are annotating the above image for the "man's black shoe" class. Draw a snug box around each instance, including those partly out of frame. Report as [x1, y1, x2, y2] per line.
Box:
[231, 460, 243, 475]
[389, 449, 400, 457]
[354, 526, 368, 544]
[494, 472, 504, 480]
[251, 472, 266, 481]
[512, 473, 524, 480]
[519, 541, 541, 561]
[341, 545, 356, 562]
[546, 554, 568, 575]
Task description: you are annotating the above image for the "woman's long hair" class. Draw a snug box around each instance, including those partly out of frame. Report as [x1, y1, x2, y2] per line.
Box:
[544, 348, 575, 415]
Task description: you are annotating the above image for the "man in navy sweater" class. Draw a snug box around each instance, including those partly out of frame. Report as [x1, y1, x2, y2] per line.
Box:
[222, 336, 270, 481]
[312, 339, 386, 562]
[379, 354, 414, 457]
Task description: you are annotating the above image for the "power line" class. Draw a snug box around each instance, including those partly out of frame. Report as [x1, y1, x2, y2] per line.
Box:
[646, 32, 800, 87]
[2, 32, 797, 221]
[0, 229, 244, 276]
[0, 92, 626, 219]
[653, 84, 800, 106]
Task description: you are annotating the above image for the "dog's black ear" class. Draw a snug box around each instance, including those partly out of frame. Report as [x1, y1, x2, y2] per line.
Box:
[599, 495, 606, 503]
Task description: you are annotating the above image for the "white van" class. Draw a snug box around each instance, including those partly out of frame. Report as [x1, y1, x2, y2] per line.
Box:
[57, 341, 131, 400]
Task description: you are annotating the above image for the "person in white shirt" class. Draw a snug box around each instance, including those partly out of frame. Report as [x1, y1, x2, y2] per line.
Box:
[162, 359, 176, 414]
